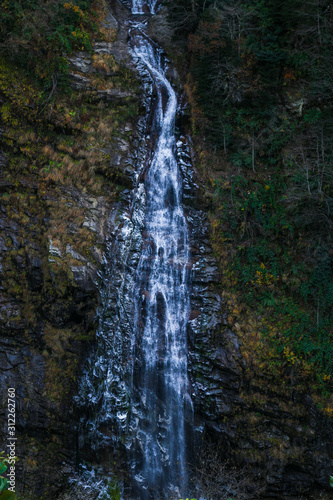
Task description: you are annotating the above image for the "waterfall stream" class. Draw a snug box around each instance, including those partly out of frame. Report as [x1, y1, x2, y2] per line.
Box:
[128, 9, 191, 498]
[76, 1, 192, 498]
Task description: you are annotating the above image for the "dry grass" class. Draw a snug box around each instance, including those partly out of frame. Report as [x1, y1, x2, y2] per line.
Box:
[92, 53, 119, 74]
[42, 144, 55, 157]
[18, 131, 37, 144]
[44, 324, 71, 355]
[97, 121, 113, 137]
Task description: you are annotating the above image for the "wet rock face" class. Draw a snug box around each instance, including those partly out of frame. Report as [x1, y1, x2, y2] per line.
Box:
[179, 137, 242, 436]
[74, 187, 147, 470]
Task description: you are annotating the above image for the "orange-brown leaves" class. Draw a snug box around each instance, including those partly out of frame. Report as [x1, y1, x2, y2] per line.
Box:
[188, 20, 225, 55]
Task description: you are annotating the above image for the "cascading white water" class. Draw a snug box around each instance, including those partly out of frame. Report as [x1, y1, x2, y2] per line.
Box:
[128, 21, 191, 497]
[76, 2, 193, 498]
[132, 0, 159, 14]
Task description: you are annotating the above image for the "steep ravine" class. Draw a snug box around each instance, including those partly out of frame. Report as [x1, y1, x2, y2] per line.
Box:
[0, 1, 332, 499]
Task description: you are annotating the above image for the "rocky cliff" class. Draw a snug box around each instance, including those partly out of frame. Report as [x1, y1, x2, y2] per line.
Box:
[0, 1, 332, 499]
[0, 1, 143, 497]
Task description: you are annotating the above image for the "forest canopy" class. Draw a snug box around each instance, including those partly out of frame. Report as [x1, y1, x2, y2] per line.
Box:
[168, 0, 333, 393]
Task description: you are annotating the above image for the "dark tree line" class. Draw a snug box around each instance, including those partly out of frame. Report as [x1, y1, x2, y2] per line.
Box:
[167, 0, 333, 381]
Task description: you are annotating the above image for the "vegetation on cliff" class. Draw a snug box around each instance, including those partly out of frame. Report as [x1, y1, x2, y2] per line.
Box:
[0, 0, 99, 84]
[168, 0, 333, 408]
[0, 2, 140, 496]
[0, 0, 141, 390]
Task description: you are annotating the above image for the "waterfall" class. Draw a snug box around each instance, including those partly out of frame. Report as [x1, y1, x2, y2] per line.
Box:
[132, 0, 159, 15]
[76, 2, 192, 498]
[128, 18, 191, 498]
